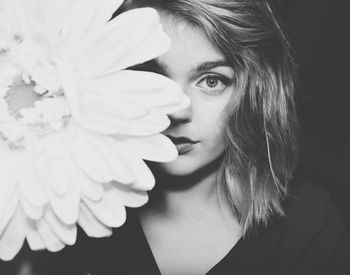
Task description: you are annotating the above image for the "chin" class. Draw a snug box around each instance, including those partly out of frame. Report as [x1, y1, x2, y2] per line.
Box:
[155, 157, 200, 177]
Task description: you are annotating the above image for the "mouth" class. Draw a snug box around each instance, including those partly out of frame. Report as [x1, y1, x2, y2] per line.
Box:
[166, 136, 199, 155]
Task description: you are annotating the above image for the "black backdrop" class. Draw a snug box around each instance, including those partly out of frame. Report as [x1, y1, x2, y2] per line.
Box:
[275, 0, 350, 229]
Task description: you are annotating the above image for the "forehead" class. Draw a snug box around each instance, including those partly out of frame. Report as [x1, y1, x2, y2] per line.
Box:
[157, 14, 225, 74]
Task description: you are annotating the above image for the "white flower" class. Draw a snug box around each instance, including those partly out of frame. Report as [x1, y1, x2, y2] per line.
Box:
[0, 0, 189, 261]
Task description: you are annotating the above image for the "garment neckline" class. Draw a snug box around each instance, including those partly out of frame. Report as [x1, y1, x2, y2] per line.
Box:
[131, 209, 247, 275]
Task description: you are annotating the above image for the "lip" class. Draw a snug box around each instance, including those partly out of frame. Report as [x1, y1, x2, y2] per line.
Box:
[166, 135, 198, 155]
[175, 143, 195, 155]
[166, 135, 198, 144]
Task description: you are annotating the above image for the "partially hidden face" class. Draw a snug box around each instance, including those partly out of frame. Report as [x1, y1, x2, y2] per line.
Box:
[152, 15, 237, 176]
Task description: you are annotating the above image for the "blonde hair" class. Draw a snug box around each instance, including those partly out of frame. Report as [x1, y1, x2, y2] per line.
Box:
[117, 0, 299, 235]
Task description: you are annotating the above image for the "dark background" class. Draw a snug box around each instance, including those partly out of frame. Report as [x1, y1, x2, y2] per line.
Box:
[275, 0, 349, 229]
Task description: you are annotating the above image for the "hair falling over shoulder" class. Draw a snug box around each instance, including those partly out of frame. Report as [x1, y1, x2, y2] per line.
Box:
[116, 0, 299, 236]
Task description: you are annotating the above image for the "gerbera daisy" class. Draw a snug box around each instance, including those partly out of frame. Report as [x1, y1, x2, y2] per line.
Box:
[0, 0, 189, 261]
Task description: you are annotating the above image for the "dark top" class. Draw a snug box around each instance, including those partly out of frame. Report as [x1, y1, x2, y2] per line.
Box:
[1, 181, 350, 275]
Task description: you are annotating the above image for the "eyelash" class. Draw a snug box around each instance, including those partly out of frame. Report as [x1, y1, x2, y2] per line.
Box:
[196, 74, 232, 95]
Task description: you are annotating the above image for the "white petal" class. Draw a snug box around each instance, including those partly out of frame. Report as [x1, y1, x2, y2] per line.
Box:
[125, 109, 170, 136]
[58, 0, 124, 59]
[124, 134, 178, 162]
[67, 129, 116, 183]
[78, 134, 136, 184]
[56, 61, 80, 118]
[0, 147, 18, 215]
[47, 174, 80, 225]
[57, 0, 100, 58]
[100, 141, 155, 191]
[113, 181, 149, 208]
[157, 94, 191, 115]
[0, 0, 28, 36]
[87, 70, 186, 112]
[26, 219, 46, 250]
[79, 87, 148, 119]
[20, 195, 43, 220]
[14, 0, 71, 47]
[75, 8, 170, 76]
[0, 188, 19, 236]
[0, 6, 15, 38]
[44, 207, 77, 245]
[79, 109, 170, 136]
[83, 185, 126, 228]
[18, 158, 47, 208]
[76, 111, 131, 135]
[129, 157, 156, 191]
[78, 203, 112, 238]
[72, 165, 104, 202]
[0, 207, 25, 261]
[48, 157, 72, 197]
[37, 219, 65, 252]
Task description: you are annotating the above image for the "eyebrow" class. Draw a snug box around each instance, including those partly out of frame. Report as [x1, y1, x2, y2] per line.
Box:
[129, 59, 231, 77]
[191, 60, 231, 74]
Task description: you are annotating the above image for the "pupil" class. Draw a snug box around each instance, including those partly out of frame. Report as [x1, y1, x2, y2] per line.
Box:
[207, 78, 217, 87]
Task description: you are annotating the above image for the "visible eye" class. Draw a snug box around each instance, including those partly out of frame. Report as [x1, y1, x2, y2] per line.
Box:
[196, 75, 232, 95]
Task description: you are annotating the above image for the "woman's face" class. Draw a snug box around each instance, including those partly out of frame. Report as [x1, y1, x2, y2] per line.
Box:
[153, 16, 236, 176]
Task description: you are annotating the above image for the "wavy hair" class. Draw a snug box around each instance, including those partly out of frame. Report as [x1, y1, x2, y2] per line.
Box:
[116, 0, 299, 235]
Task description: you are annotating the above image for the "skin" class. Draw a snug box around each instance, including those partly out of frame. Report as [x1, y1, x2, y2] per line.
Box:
[156, 19, 235, 177]
[140, 15, 242, 275]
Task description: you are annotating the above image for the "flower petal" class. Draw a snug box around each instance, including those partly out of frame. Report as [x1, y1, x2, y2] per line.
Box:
[37, 219, 65, 252]
[83, 185, 126, 228]
[0, 7, 14, 40]
[79, 87, 148, 119]
[76, 134, 136, 184]
[75, 8, 170, 76]
[78, 203, 112, 238]
[124, 134, 178, 162]
[47, 173, 80, 225]
[0, 207, 25, 261]
[13, 0, 71, 48]
[48, 157, 72, 197]
[108, 148, 155, 191]
[67, 129, 117, 183]
[44, 207, 77, 245]
[0, 187, 19, 237]
[0, 0, 28, 36]
[68, 129, 137, 184]
[113, 181, 149, 208]
[58, 0, 124, 59]
[0, 152, 18, 235]
[129, 158, 156, 191]
[125, 109, 171, 136]
[87, 70, 186, 113]
[26, 219, 46, 251]
[20, 195, 43, 220]
[73, 166, 104, 202]
[18, 158, 48, 208]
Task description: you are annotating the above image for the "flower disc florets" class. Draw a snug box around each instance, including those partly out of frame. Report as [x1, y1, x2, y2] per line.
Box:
[0, 34, 71, 150]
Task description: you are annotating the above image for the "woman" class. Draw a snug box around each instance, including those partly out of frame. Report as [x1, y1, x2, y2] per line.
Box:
[1, 0, 349, 274]
[81, 0, 349, 274]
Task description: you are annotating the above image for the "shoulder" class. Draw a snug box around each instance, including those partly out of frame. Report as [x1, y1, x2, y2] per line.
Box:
[263, 179, 350, 271]
[282, 179, 349, 242]
[284, 180, 336, 229]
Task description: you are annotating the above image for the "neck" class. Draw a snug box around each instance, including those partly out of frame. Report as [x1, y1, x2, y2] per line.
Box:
[144, 159, 232, 223]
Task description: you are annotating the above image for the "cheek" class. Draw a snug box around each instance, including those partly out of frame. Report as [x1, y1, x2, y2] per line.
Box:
[201, 125, 226, 156]
[196, 105, 227, 145]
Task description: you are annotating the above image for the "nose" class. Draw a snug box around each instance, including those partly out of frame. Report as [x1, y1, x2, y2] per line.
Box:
[167, 97, 192, 126]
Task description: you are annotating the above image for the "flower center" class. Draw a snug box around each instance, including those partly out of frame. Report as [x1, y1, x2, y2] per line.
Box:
[5, 79, 40, 118]
[0, 35, 72, 150]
